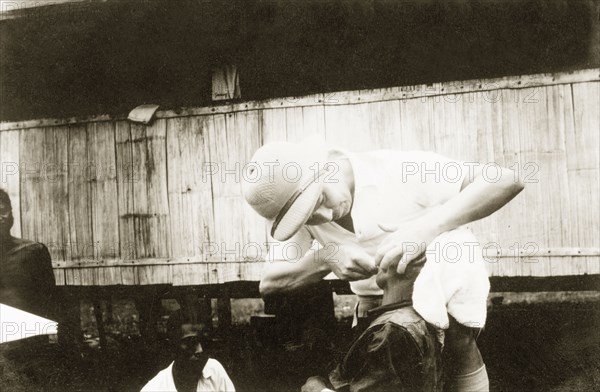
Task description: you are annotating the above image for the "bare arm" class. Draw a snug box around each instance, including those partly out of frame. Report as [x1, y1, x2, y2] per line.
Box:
[260, 227, 378, 296]
[428, 165, 525, 235]
[376, 164, 525, 271]
[259, 228, 331, 296]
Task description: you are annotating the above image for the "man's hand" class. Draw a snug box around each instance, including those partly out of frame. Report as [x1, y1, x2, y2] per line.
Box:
[375, 221, 437, 274]
[301, 376, 333, 392]
[325, 244, 378, 281]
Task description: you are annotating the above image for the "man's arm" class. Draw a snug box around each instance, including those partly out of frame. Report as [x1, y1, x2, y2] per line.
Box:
[376, 159, 525, 272]
[259, 227, 331, 296]
[260, 228, 378, 296]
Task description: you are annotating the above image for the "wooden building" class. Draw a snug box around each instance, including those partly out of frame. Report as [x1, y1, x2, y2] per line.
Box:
[1, 68, 598, 288]
[1, 1, 598, 344]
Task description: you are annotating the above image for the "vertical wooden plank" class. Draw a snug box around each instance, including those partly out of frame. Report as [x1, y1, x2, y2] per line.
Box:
[130, 123, 149, 259]
[324, 103, 373, 151]
[53, 269, 66, 286]
[188, 116, 216, 258]
[174, 263, 206, 286]
[518, 86, 550, 276]
[238, 111, 267, 268]
[207, 114, 239, 264]
[166, 117, 191, 258]
[208, 111, 263, 268]
[285, 106, 305, 142]
[167, 115, 216, 262]
[496, 89, 525, 276]
[64, 269, 75, 285]
[302, 105, 327, 141]
[19, 129, 43, 242]
[120, 266, 137, 285]
[569, 82, 600, 275]
[130, 120, 169, 261]
[138, 265, 171, 285]
[367, 100, 401, 150]
[100, 267, 123, 285]
[115, 121, 136, 260]
[261, 108, 287, 144]
[42, 126, 70, 263]
[398, 98, 432, 150]
[68, 124, 94, 263]
[88, 122, 120, 265]
[0, 130, 21, 237]
[145, 119, 170, 259]
[467, 92, 503, 248]
[544, 84, 576, 276]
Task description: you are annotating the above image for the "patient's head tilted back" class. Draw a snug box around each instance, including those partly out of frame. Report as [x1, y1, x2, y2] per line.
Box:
[376, 255, 427, 304]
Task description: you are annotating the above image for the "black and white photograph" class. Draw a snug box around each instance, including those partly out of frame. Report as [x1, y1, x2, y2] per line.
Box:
[0, 1, 598, 391]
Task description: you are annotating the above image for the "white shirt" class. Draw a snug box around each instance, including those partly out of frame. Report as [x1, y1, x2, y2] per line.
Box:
[272, 149, 490, 329]
[140, 359, 235, 392]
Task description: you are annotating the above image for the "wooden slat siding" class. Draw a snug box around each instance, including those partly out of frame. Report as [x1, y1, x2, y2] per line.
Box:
[325, 103, 373, 151]
[19, 129, 41, 242]
[208, 111, 263, 279]
[88, 122, 120, 263]
[137, 264, 171, 285]
[166, 117, 189, 258]
[261, 108, 287, 143]
[570, 82, 600, 275]
[398, 97, 432, 150]
[285, 107, 305, 142]
[166, 115, 213, 260]
[301, 105, 326, 141]
[188, 116, 215, 259]
[207, 114, 232, 258]
[64, 268, 74, 286]
[52, 267, 66, 286]
[257, 107, 286, 259]
[166, 118, 183, 257]
[172, 263, 204, 286]
[0, 130, 21, 237]
[546, 84, 576, 276]
[130, 123, 149, 259]
[147, 120, 171, 259]
[115, 120, 137, 277]
[66, 124, 93, 263]
[238, 111, 267, 265]
[367, 100, 401, 150]
[495, 89, 526, 277]
[3, 72, 600, 285]
[40, 126, 69, 263]
[208, 113, 241, 273]
[514, 86, 546, 276]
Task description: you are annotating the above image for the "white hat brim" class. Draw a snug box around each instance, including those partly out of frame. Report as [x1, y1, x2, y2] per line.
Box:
[271, 180, 324, 241]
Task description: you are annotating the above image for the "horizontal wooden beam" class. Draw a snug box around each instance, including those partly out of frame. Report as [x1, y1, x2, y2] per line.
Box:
[2, 68, 598, 131]
[54, 275, 600, 295]
[51, 247, 600, 269]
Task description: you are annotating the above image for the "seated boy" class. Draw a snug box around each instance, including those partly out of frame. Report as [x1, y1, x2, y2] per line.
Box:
[301, 228, 490, 392]
[141, 310, 235, 392]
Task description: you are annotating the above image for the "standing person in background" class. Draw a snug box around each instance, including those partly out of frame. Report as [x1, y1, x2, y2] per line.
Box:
[242, 140, 524, 391]
[0, 188, 57, 320]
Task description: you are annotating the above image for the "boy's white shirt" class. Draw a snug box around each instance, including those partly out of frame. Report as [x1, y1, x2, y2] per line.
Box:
[140, 358, 235, 392]
[269, 149, 490, 329]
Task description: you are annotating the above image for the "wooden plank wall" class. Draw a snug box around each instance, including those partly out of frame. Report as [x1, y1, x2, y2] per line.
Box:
[0, 70, 598, 285]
